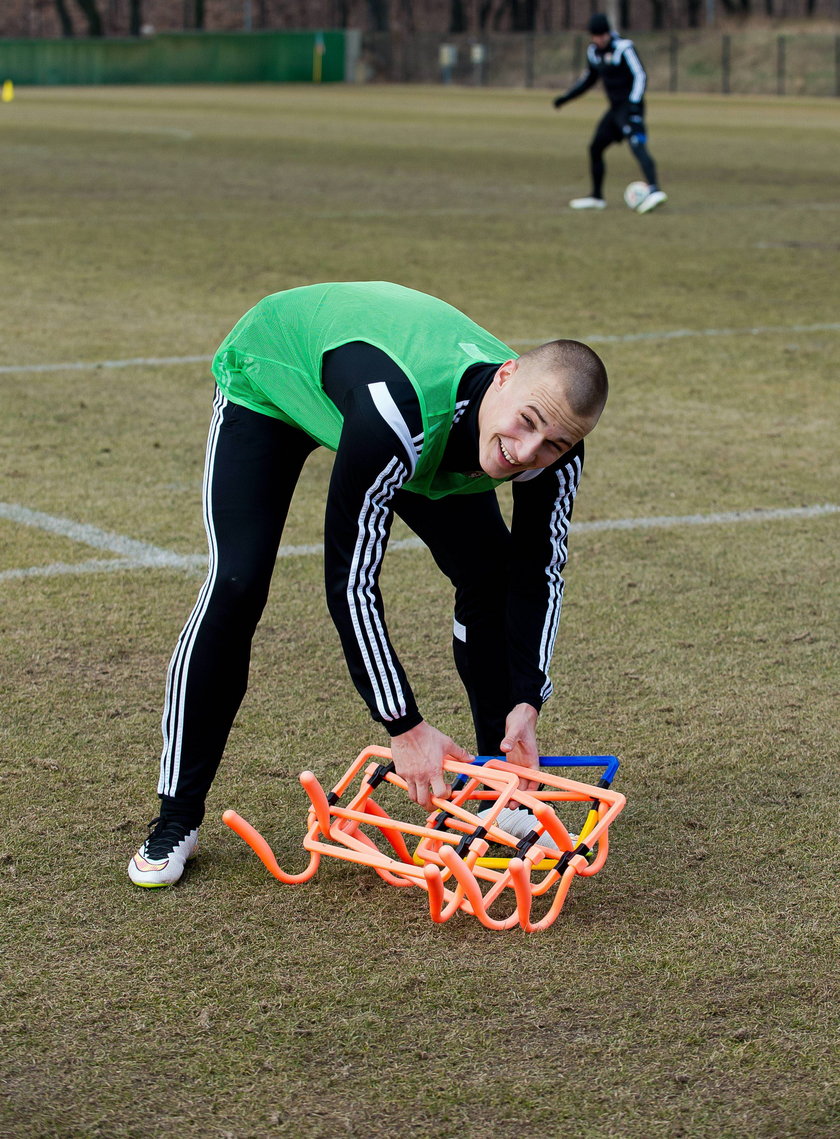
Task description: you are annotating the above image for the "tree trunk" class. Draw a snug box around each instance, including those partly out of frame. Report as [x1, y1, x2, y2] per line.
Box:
[55, 0, 75, 36]
[400, 0, 415, 32]
[129, 0, 143, 36]
[450, 0, 468, 32]
[509, 0, 538, 31]
[367, 0, 390, 31]
[73, 0, 104, 36]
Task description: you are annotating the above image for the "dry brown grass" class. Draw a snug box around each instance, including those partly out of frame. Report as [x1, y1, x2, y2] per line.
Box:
[1, 86, 838, 1138]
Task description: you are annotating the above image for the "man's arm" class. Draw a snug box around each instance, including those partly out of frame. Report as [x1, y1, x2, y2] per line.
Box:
[620, 41, 648, 105]
[322, 348, 470, 808]
[323, 378, 422, 735]
[506, 441, 585, 719]
[553, 57, 599, 108]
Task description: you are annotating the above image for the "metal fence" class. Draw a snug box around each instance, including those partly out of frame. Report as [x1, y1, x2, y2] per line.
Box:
[359, 31, 840, 97]
[0, 30, 353, 85]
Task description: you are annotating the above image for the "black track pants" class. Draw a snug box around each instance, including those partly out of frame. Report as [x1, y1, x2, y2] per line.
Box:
[589, 107, 658, 197]
[157, 392, 317, 822]
[156, 393, 516, 822]
[392, 488, 515, 757]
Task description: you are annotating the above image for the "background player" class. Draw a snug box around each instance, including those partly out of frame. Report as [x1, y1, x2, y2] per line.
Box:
[553, 13, 667, 213]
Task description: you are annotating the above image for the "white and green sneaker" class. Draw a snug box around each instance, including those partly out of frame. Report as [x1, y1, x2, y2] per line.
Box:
[128, 817, 199, 888]
[477, 805, 577, 852]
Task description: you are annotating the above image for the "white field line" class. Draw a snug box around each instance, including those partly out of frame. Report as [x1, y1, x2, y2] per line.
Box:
[0, 355, 210, 376]
[0, 503, 201, 569]
[2, 501, 837, 583]
[2, 322, 839, 375]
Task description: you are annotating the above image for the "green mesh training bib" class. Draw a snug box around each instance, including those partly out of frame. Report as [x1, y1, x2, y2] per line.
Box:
[211, 281, 516, 498]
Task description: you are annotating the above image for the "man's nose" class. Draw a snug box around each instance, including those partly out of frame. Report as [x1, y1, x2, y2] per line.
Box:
[518, 435, 542, 465]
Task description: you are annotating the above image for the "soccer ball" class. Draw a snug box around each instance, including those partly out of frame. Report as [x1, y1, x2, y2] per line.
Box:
[623, 181, 650, 210]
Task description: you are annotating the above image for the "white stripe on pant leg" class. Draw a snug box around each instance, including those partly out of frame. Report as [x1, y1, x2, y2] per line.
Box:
[159, 388, 226, 794]
[165, 387, 228, 793]
[453, 618, 467, 642]
[158, 389, 224, 794]
[158, 388, 227, 797]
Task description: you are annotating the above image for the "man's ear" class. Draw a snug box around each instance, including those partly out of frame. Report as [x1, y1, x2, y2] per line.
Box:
[495, 358, 519, 388]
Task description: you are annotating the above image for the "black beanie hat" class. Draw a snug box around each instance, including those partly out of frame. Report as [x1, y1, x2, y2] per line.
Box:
[588, 14, 611, 34]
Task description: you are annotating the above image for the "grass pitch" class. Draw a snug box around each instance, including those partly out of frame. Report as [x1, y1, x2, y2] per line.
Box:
[1, 85, 839, 1138]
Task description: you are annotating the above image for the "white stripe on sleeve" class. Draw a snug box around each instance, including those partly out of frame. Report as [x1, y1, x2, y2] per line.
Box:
[346, 456, 411, 722]
[621, 42, 647, 102]
[537, 453, 582, 703]
[368, 382, 421, 476]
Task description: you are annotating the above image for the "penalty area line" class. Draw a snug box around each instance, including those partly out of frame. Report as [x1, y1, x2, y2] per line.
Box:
[1, 502, 837, 583]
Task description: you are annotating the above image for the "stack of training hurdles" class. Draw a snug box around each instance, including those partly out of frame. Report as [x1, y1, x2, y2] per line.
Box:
[223, 747, 626, 932]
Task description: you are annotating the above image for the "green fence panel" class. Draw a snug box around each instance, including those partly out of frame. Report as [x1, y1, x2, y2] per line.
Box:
[0, 31, 347, 86]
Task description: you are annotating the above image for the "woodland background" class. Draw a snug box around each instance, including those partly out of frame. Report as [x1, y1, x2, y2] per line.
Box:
[3, 0, 839, 40]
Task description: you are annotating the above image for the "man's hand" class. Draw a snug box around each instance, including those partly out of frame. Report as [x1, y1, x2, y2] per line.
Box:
[553, 94, 568, 109]
[500, 703, 541, 792]
[391, 720, 472, 812]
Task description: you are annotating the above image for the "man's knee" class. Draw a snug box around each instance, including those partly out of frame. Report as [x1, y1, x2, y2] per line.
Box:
[208, 567, 272, 626]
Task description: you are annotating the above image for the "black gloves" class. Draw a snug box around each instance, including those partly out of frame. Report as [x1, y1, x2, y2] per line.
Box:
[553, 94, 568, 109]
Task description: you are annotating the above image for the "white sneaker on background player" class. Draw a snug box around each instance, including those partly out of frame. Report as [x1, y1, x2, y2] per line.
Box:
[637, 189, 668, 213]
[569, 196, 606, 210]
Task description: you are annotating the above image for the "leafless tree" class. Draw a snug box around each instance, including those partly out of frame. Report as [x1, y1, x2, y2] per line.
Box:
[686, 0, 703, 26]
[367, 0, 390, 30]
[719, 0, 752, 13]
[54, 0, 75, 35]
[74, 0, 103, 35]
[129, 0, 143, 35]
[649, 0, 666, 30]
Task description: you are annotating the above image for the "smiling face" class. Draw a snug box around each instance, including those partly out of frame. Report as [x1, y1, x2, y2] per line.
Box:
[476, 357, 601, 480]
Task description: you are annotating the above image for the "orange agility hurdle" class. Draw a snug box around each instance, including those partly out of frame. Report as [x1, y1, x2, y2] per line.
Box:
[222, 747, 625, 932]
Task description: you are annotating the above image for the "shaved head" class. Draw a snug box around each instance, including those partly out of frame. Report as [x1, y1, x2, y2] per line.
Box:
[515, 340, 608, 421]
[477, 341, 607, 479]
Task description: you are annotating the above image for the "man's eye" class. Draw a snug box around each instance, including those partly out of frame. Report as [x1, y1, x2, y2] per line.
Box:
[522, 414, 534, 428]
